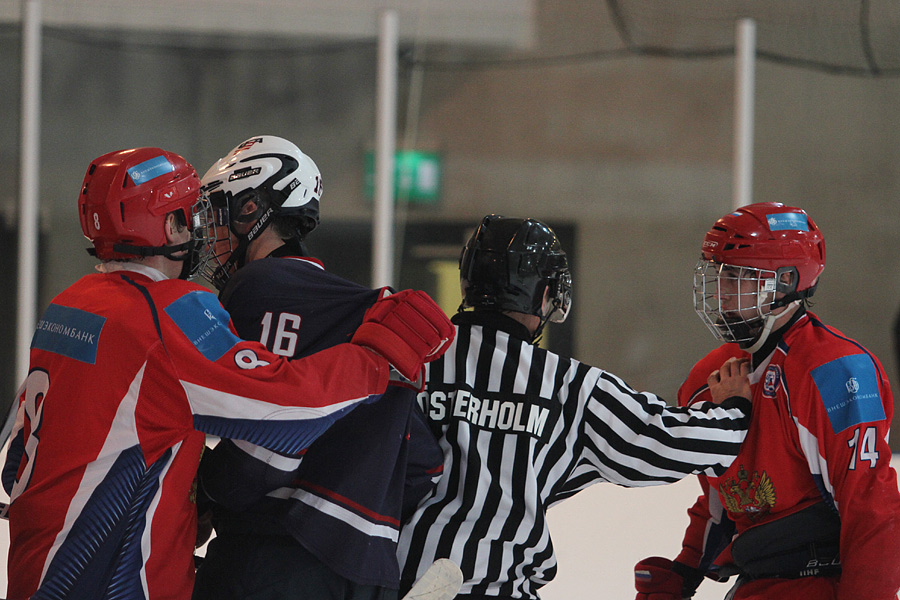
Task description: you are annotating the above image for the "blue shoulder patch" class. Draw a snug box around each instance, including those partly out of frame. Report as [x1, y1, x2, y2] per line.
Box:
[811, 354, 886, 433]
[165, 291, 241, 362]
[31, 304, 106, 364]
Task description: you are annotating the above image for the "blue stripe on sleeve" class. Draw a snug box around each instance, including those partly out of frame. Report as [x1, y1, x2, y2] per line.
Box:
[193, 410, 356, 454]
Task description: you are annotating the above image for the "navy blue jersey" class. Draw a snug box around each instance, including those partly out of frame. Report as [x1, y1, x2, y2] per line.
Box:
[198, 256, 443, 588]
[220, 256, 378, 358]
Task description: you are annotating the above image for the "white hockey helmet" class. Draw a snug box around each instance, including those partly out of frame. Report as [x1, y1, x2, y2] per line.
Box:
[199, 135, 323, 288]
[201, 135, 322, 237]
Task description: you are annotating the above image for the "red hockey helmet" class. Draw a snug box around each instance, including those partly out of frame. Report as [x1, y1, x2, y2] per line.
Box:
[700, 202, 825, 294]
[78, 148, 215, 276]
[694, 202, 826, 349]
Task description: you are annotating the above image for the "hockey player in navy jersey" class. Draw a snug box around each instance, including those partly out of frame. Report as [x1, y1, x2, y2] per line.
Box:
[2, 147, 453, 600]
[191, 136, 444, 600]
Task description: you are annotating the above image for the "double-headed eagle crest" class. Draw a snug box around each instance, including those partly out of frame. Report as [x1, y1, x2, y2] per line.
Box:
[720, 465, 777, 520]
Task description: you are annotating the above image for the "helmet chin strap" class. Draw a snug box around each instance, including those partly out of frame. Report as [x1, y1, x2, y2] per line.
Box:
[210, 240, 248, 290]
[531, 312, 552, 345]
[210, 208, 273, 290]
[110, 240, 198, 280]
[742, 300, 801, 355]
[532, 290, 565, 344]
[534, 290, 574, 343]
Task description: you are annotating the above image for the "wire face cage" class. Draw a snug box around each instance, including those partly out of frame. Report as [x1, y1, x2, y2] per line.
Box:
[693, 259, 779, 345]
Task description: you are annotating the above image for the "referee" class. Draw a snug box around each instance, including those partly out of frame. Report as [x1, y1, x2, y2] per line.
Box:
[398, 215, 752, 600]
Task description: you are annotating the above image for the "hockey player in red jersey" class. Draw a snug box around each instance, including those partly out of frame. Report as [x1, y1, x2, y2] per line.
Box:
[1, 147, 453, 600]
[634, 202, 900, 600]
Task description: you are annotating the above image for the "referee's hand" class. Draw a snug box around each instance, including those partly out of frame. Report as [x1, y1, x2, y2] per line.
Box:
[707, 356, 751, 403]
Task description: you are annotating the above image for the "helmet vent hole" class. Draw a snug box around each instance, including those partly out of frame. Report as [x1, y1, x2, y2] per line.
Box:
[120, 203, 126, 223]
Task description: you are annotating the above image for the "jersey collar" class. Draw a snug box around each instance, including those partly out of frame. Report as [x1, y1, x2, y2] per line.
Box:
[452, 310, 534, 343]
[267, 243, 325, 270]
[751, 305, 808, 367]
[95, 261, 168, 281]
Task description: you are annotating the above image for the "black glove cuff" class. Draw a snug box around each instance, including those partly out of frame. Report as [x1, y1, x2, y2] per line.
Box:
[672, 561, 705, 598]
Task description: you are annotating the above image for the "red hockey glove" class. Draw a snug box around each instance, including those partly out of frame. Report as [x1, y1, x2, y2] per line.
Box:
[634, 557, 684, 600]
[352, 289, 454, 383]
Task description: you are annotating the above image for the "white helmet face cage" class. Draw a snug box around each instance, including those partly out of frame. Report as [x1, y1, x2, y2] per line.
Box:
[693, 259, 778, 345]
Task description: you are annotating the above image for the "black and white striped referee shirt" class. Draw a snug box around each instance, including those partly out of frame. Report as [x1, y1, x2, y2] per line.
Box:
[398, 311, 750, 599]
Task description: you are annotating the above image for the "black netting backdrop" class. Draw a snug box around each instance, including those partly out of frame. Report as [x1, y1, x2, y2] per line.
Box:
[607, 0, 900, 76]
[4, 3, 897, 77]
[402, 1, 900, 77]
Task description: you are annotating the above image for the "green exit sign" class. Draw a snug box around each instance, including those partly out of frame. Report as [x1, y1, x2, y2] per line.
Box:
[364, 150, 442, 203]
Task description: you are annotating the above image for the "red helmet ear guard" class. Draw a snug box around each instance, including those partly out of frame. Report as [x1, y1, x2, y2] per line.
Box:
[79, 148, 202, 261]
[700, 202, 825, 296]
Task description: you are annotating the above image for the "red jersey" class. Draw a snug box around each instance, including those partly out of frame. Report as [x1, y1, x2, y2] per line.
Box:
[675, 311, 900, 600]
[2, 266, 389, 600]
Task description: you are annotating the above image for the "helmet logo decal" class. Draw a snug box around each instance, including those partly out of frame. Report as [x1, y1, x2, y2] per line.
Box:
[228, 166, 261, 182]
[233, 137, 264, 153]
[246, 207, 274, 242]
[766, 212, 809, 231]
[127, 155, 175, 185]
[702, 240, 718, 250]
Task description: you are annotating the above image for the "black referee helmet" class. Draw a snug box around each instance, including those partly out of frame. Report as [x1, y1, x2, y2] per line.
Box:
[459, 215, 572, 331]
